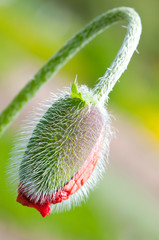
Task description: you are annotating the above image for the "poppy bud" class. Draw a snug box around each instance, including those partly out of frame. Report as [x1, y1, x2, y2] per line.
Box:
[14, 84, 111, 217]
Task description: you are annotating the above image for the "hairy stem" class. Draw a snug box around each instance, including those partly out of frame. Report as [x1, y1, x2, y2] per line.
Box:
[0, 7, 141, 136]
[93, 8, 141, 102]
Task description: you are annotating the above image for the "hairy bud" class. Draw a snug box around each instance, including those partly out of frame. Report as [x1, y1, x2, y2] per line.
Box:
[12, 84, 112, 217]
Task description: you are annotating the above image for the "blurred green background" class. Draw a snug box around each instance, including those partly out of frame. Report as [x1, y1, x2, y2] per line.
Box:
[0, 0, 159, 239]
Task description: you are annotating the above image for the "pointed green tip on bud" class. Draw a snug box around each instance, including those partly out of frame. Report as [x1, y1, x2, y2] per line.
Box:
[71, 82, 98, 105]
[71, 82, 85, 102]
[13, 86, 111, 217]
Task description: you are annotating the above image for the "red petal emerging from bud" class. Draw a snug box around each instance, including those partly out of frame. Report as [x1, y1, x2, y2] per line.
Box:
[17, 191, 51, 217]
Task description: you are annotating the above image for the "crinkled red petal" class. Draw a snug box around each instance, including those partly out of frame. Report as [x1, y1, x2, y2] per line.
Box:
[17, 190, 51, 217]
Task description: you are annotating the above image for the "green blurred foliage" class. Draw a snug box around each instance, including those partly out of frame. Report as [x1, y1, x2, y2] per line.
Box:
[0, 0, 159, 239]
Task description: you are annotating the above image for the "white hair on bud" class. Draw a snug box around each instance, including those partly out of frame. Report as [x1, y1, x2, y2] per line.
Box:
[9, 84, 113, 213]
[50, 97, 113, 213]
[9, 88, 70, 189]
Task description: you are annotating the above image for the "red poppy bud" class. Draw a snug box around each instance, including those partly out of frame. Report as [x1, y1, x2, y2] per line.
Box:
[13, 85, 111, 217]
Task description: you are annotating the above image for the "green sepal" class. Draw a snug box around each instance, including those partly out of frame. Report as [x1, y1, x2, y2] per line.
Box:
[71, 82, 98, 106]
[71, 83, 84, 101]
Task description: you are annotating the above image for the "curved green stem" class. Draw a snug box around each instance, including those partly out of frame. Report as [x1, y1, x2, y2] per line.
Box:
[0, 7, 141, 136]
[94, 8, 142, 102]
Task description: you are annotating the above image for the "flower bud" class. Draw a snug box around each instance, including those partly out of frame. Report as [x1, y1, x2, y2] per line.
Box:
[13, 84, 111, 217]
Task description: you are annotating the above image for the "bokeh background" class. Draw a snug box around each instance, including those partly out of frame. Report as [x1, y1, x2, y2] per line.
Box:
[0, 0, 159, 239]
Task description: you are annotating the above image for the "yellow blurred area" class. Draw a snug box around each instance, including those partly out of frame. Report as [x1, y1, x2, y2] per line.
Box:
[139, 106, 159, 140]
